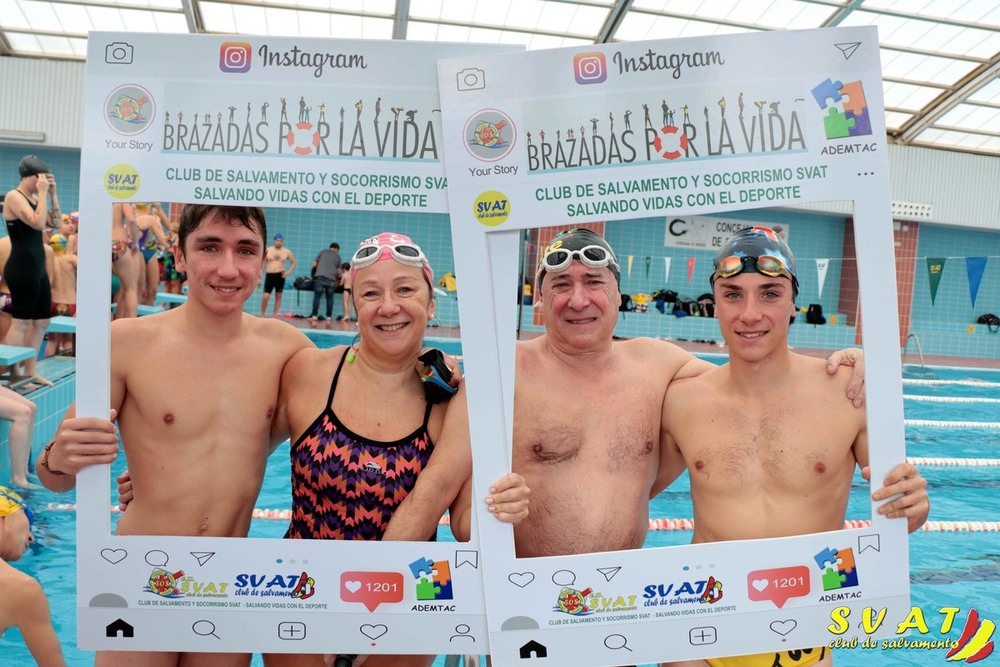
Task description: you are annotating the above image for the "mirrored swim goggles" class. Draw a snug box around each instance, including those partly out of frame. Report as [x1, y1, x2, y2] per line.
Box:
[712, 254, 799, 293]
[0, 486, 34, 526]
[538, 245, 621, 275]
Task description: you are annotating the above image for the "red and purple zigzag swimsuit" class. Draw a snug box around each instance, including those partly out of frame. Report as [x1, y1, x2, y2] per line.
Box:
[285, 349, 436, 541]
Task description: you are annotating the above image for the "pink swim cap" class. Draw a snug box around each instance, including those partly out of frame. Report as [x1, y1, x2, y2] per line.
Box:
[351, 232, 434, 289]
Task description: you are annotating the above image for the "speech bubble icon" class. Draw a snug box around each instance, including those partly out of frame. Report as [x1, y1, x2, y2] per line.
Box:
[340, 572, 405, 612]
[746, 566, 811, 608]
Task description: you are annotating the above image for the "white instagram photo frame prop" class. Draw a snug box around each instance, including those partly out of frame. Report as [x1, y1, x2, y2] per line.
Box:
[438, 27, 910, 666]
[76, 32, 518, 655]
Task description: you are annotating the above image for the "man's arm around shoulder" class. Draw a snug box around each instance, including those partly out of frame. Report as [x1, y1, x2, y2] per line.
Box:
[645, 338, 715, 380]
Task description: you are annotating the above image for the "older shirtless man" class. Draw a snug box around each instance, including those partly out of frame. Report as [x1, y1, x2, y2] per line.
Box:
[37, 205, 313, 666]
[512, 228, 869, 559]
[661, 227, 928, 667]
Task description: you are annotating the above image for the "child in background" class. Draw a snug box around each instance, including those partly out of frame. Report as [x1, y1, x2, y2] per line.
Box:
[338, 262, 354, 321]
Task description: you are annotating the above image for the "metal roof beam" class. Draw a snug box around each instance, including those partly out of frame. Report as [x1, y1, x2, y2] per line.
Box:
[819, 0, 866, 27]
[393, 0, 410, 40]
[596, 0, 633, 44]
[181, 0, 204, 34]
[899, 58, 1000, 143]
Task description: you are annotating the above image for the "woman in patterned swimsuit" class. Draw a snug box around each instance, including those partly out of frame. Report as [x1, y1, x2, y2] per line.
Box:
[268, 233, 529, 667]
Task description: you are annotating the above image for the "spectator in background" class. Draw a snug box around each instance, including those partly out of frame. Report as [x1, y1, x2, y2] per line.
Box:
[308, 242, 341, 322]
[3, 156, 54, 385]
[160, 220, 185, 295]
[260, 233, 297, 317]
[132, 202, 170, 306]
[0, 486, 64, 665]
[338, 262, 354, 322]
[0, 387, 38, 489]
[0, 236, 13, 344]
[111, 202, 140, 319]
[48, 233, 77, 355]
[56, 212, 78, 256]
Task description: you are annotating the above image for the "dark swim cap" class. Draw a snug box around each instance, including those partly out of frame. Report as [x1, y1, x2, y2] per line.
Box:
[711, 226, 798, 296]
[536, 228, 621, 293]
[18, 155, 49, 178]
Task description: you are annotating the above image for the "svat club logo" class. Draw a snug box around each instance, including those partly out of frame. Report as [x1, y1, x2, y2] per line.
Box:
[828, 605, 995, 663]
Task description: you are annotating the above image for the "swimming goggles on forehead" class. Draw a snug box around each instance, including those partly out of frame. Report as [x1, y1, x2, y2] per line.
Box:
[351, 240, 427, 271]
[714, 254, 794, 282]
[539, 245, 620, 274]
[0, 487, 34, 526]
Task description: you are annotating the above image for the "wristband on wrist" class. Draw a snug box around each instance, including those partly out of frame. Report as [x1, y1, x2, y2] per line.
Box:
[40, 440, 66, 476]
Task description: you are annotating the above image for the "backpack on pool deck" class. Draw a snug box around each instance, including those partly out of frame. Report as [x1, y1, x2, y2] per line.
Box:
[977, 313, 1000, 333]
[806, 303, 826, 325]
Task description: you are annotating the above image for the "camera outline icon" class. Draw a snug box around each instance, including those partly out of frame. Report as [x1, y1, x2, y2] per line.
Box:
[219, 42, 253, 73]
[105, 42, 134, 65]
[456, 67, 486, 92]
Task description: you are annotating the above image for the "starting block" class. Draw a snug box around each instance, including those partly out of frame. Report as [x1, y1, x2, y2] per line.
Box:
[0, 344, 42, 388]
[155, 292, 187, 306]
[47, 316, 77, 334]
[110, 303, 163, 316]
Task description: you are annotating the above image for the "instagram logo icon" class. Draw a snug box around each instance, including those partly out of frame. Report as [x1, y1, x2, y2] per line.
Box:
[220, 42, 252, 73]
[573, 52, 607, 85]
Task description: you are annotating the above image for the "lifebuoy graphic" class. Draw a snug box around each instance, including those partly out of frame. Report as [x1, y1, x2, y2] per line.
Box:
[286, 122, 321, 156]
[652, 125, 688, 160]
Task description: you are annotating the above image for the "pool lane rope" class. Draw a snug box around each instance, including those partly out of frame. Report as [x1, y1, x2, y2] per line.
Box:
[908, 457, 1000, 466]
[905, 394, 1000, 404]
[905, 419, 1000, 429]
[903, 378, 1000, 388]
[42, 503, 998, 532]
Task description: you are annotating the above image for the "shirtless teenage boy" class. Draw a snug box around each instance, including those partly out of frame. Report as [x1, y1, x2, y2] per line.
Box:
[36, 205, 313, 666]
[661, 227, 928, 667]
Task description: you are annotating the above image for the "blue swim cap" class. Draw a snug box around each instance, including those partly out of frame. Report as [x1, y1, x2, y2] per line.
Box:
[711, 226, 798, 297]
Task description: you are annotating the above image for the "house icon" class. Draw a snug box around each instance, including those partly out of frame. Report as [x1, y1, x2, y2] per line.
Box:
[106, 618, 135, 638]
[518, 639, 548, 659]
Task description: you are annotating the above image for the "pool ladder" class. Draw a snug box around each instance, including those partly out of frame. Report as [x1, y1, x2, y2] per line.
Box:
[904, 332, 926, 367]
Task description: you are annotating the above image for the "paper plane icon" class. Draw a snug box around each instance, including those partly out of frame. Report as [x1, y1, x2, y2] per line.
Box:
[835, 42, 861, 60]
[190, 552, 215, 566]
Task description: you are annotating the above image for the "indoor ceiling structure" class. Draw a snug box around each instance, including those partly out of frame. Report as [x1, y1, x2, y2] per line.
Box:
[1, 0, 998, 156]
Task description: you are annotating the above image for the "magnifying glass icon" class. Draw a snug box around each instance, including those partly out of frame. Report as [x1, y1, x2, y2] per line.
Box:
[192, 620, 220, 639]
[604, 633, 632, 652]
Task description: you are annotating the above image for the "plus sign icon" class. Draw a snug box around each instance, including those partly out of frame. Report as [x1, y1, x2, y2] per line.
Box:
[277, 621, 307, 641]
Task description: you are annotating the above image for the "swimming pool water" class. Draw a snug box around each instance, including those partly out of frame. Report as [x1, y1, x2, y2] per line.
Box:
[3, 363, 998, 666]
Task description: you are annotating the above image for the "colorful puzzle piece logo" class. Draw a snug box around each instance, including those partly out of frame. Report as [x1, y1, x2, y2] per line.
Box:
[409, 556, 453, 601]
[812, 78, 872, 140]
[815, 546, 860, 592]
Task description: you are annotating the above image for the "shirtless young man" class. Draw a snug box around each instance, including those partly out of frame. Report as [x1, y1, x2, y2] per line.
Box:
[661, 227, 929, 667]
[511, 228, 868, 558]
[260, 233, 297, 317]
[36, 205, 313, 667]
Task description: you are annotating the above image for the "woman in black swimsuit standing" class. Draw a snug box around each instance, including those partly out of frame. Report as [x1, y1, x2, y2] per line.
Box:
[2, 156, 53, 386]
